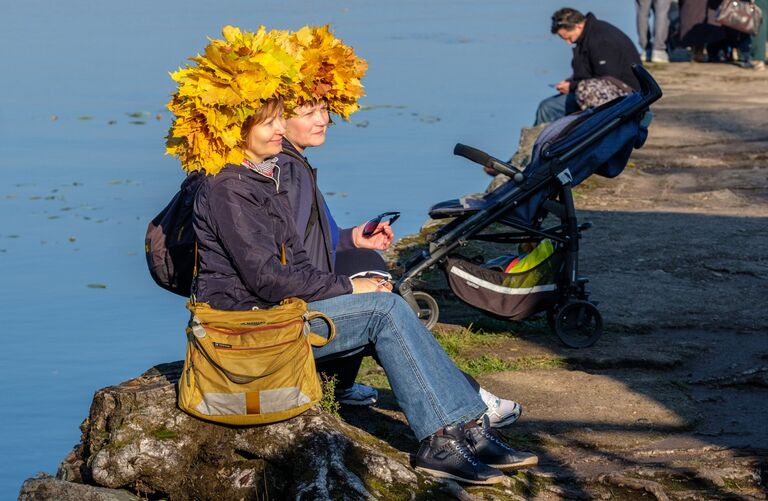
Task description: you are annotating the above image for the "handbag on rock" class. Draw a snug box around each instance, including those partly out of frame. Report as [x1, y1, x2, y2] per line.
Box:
[178, 298, 335, 425]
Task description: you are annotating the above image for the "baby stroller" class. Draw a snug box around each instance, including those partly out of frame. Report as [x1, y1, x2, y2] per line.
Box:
[395, 65, 662, 348]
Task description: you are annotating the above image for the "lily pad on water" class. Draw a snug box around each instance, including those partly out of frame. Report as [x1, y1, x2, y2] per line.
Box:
[78, 116, 95, 121]
[355, 120, 370, 128]
[126, 111, 151, 118]
[68, 236, 76, 242]
[359, 104, 407, 111]
[129, 121, 147, 125]
[87, 283, 107, 289]
[418, 115, 441, 124]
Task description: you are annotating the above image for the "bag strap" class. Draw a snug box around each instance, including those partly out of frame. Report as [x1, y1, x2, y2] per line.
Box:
[303, 310, 337, 347]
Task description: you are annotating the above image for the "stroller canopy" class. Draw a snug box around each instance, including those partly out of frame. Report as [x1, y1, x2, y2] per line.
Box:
[430, 92, 651, 226]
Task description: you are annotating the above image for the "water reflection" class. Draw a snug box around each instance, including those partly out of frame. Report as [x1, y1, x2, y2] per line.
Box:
[0, 1, 634, 495]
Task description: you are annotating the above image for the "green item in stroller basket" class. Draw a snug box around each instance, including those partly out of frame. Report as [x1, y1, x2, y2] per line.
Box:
[504, 239, 555, 273]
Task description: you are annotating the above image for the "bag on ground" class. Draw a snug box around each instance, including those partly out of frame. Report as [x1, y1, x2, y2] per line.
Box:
[178, 298, 335, 425]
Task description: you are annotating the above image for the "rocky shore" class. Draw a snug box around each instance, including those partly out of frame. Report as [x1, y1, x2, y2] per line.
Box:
[19, 62, 768, 500]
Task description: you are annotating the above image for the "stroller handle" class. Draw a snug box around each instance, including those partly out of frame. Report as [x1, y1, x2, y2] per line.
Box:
[633, 64, 663, 103]
[454, 143, 525, 182]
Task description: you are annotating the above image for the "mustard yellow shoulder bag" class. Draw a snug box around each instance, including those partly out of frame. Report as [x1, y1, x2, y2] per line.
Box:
[178, 298, 335, 425]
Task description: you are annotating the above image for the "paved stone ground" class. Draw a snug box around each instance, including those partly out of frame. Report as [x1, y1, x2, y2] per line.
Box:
[351, 62, 768, 500]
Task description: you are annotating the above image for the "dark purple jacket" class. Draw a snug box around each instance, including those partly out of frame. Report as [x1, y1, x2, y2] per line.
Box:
[277, 139, 355, 272]
[192, 163, 352, 310]
[569, 13, 642, 92]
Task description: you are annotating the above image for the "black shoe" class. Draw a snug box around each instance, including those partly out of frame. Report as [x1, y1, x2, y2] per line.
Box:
[464, 416, 539, 471]
[413, 423, 505, 485]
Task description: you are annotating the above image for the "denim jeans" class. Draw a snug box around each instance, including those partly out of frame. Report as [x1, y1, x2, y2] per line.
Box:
[534, 93, 579, 126]
[308, 292, 487, 441]
[636, 0, 671, 52]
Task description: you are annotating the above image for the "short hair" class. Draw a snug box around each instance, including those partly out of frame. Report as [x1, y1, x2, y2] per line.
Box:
[240, 98, 284, 141]
[551, 8, 585, 34]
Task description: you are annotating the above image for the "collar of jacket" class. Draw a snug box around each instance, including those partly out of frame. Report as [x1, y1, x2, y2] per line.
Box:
[282, 138, 310, 162]
[575, 12, 596, 47]
[222, 163, 283, 193]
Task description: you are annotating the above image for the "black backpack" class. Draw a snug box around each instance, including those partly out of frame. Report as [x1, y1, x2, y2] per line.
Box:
[145, 170, 204, 296]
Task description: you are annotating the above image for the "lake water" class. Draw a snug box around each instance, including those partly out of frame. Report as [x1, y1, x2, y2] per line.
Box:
[0, 1, 634, 496]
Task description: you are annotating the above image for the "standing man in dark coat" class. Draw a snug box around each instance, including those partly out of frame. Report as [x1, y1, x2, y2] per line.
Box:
[535, 8, 642, 125]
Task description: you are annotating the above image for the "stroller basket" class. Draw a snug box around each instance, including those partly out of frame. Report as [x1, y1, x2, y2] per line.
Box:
[445, 251, 562, 321]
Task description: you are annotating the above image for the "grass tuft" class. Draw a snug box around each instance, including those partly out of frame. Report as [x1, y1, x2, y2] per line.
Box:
[319, 374, 341, 417]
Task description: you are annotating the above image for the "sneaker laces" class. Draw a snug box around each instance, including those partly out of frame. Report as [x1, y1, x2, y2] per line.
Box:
[480, 428, 514, 452]
[451, 440, 478, 466]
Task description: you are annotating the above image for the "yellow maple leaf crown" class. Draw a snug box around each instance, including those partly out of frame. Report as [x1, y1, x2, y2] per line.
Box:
[165, 25, 367, 174]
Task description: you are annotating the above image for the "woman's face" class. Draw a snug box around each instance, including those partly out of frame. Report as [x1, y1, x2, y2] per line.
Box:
[285, 101, 330, 151]
[243, 112, 287, 162]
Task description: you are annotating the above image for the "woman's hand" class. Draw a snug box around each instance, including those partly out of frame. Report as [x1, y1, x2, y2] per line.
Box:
[351, 277, 393, 294]
[352, 222, 394, 250]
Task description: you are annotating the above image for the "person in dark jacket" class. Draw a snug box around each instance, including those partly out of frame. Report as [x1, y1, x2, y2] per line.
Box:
[679, 0, 726, 61]
[535, 8, 642, 125]
[278, 99, 525, 426]
[192, 99, 538, 485]
[175, 26, 538, 485]
[277, 100, 393, 406]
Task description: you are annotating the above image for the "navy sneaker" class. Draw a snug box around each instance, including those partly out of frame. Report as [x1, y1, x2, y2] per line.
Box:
[464, 416, 538, 471]
[413, 423, 505, 485]
[335, 383, 378, 406]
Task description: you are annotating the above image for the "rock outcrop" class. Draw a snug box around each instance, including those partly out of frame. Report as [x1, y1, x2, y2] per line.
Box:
[25, 362, 443, 500]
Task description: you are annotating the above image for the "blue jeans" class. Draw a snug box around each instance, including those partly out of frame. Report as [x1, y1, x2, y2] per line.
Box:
[308, 292, 487, 441]
[636, 0, 671, 52]
[534, 93, 579, 126]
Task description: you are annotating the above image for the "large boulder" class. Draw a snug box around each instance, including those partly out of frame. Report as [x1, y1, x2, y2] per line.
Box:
[47, 362, 442, 500]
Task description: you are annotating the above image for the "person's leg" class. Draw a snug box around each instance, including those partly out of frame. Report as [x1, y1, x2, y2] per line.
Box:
[653, 0, 672, 52]
[738, 31, 753, 65]
[752, 0, 767, 63]
[636, 0, 652, 56]
[564, 92, 579, 115]
[534, 93, 567, 126]
[310, 292, 487, 441]
[316, 248, 387, 402]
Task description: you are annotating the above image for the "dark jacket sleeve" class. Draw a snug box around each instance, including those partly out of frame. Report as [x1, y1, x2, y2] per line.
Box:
[208, 179, 352, 304]
[337, 227, 355, 251]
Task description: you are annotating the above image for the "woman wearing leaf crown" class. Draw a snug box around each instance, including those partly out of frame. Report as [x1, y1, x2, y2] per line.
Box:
[166, 26, 537, 485]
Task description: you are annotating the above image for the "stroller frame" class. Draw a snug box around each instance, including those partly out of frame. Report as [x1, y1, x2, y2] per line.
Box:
[396, 65, 663, 348]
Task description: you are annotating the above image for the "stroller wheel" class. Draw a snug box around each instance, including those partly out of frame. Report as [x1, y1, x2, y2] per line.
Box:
[554, 301, 603, 348]
[413, 291, 439, 330]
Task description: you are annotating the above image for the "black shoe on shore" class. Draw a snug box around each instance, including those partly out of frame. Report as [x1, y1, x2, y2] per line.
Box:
[413, 423, 505, 485]
[464, 416, 539, 471]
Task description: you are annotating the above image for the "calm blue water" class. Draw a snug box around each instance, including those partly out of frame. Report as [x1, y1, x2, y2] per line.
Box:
[0, 1, 634, 496]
